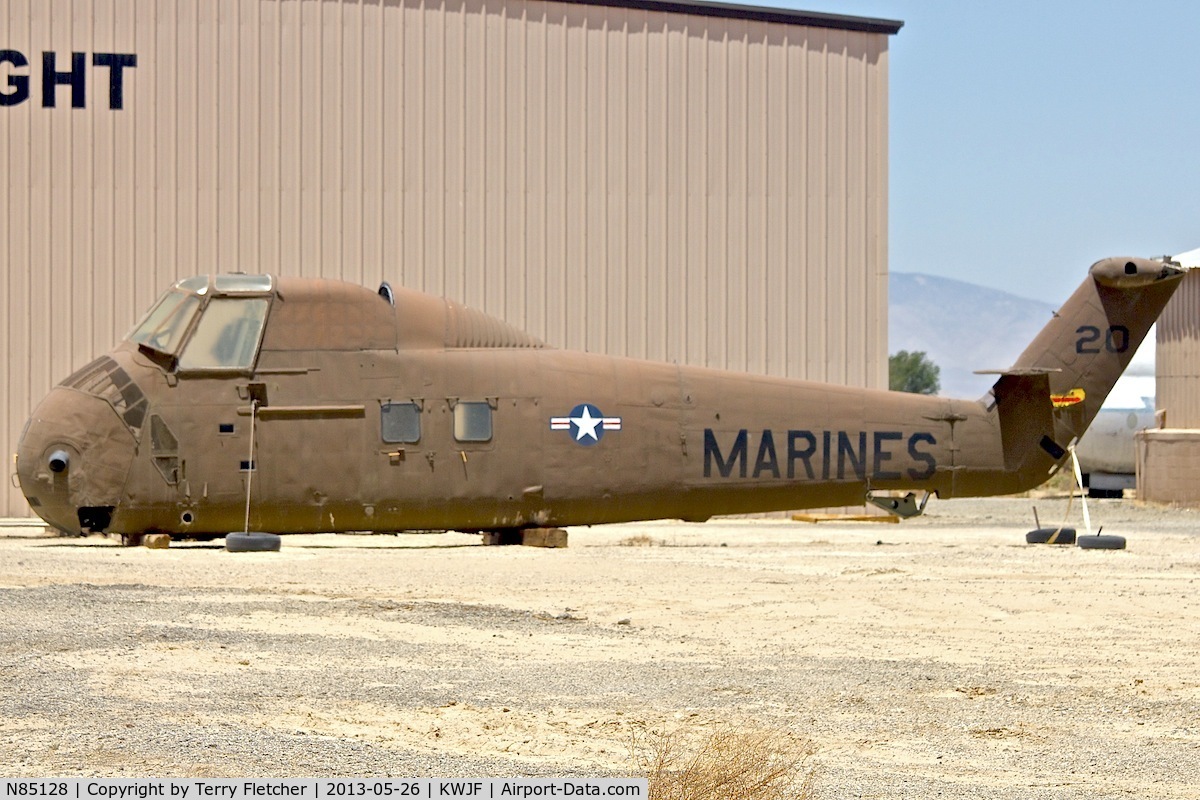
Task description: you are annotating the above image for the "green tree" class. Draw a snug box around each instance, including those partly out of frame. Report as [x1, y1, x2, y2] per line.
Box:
[889, 350, 941, 395]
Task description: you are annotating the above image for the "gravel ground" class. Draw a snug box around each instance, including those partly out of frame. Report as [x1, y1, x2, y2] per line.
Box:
[0, 495, 1198, 797]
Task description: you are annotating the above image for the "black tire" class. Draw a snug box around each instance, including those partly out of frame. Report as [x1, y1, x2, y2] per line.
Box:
[1077, 534, 1126, 551]
[1025, 527, 1076, 545]
[225, 531, 282, 552]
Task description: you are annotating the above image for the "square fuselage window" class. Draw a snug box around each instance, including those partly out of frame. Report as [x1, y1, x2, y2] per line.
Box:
[381, 402, 421, 443]
[453, 402, 492, 442]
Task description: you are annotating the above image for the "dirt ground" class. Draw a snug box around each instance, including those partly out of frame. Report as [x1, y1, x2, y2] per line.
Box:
[1, 495, 1198, 798]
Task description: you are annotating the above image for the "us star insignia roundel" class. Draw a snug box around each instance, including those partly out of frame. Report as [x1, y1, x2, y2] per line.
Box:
[549, 403, 622, 446]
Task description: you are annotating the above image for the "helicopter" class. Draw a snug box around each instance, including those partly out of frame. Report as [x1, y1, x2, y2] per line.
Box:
[14, 256, 1183, 546]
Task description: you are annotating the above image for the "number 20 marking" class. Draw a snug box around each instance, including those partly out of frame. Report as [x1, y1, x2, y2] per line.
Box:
[1075, 325, 1129, 354]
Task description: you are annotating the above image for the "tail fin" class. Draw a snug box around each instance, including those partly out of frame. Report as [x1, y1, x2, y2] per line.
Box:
[991, 256, 1184, 477]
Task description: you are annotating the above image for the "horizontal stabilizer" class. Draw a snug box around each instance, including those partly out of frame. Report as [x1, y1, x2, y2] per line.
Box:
[973, 367, 1061, 376]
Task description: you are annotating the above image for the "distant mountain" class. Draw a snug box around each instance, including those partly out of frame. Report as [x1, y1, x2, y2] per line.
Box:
[888, 273, 1059, 398]
[889, 272, 1156, 399]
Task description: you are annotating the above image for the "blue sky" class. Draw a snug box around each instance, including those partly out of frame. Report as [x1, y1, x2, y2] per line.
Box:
[769, 1, 1200, 301]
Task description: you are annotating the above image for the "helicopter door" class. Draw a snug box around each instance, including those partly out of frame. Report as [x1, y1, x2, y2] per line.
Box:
[241, 382, 366, 532]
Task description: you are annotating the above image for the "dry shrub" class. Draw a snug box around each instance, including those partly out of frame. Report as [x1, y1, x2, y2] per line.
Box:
[618, 534, 661, 547]
[633, 724, 815, 800]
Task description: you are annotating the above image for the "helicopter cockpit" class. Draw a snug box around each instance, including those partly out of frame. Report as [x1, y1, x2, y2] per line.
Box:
[127, 274, 274, 372]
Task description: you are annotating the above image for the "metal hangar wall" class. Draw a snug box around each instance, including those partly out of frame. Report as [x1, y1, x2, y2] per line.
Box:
[1137, 268, 1200, 505]
[0, 0, 902, 517]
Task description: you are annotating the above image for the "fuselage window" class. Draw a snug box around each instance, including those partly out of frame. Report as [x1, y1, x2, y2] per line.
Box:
[453, 402, 493, 443]
[381, 402, 421, 444]
[177, 297, 270, 371]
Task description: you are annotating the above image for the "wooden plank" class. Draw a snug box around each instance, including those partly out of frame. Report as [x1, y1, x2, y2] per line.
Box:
[791, 512, 899, 524]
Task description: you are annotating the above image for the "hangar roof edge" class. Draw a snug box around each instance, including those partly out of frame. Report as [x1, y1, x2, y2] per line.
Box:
[565, 0, 903, 34]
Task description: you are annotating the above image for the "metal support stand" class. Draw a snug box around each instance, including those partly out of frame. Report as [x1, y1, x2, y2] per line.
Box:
[243, 399, 258, 536]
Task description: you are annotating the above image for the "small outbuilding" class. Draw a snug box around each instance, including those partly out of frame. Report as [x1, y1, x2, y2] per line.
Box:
[1136, 248, 1200, 505]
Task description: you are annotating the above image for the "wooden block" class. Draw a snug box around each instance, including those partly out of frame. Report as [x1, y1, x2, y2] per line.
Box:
[520, 528, 568, 548]
[143, 533, 172, 549]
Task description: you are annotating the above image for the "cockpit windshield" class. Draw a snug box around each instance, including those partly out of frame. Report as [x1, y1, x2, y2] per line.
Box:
[128, 290, 202, 356]
[177, 297, 269, 370]
[127, 274, 274, 371]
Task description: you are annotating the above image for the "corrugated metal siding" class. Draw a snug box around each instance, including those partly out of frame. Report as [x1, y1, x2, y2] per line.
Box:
[1137, 429, 1200, 507]
[1, 0, 891, 516]
[1156, 269, 1200, 429]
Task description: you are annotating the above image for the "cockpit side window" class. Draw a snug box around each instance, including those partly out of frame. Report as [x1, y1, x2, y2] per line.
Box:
[128, 291, 202, 356]
[177, 297, 270, 371]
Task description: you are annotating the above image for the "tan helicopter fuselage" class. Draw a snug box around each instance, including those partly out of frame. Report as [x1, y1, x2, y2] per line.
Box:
[115, 345, 996, 536]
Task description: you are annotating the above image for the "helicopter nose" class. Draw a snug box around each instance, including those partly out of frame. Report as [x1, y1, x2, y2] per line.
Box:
[16, 387, 138, 535]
